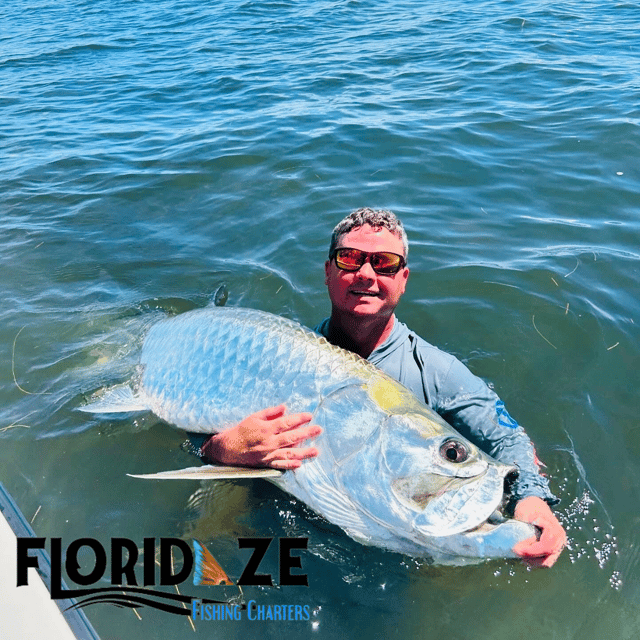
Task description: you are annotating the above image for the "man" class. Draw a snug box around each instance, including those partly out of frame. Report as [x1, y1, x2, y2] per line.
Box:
[197, 208, 566, 567]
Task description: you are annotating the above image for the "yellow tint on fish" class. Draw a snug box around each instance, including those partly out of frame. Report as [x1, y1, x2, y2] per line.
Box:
[367, 376, 423, 414]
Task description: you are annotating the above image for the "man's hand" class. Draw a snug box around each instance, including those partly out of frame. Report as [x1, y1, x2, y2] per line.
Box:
[512, 496, 566, 567]
[201, 404, 322, 470]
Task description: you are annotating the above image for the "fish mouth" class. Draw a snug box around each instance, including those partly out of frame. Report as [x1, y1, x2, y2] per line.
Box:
[462, 508, 509, 534]
[460, 506, 540, 542]
[420, 508, 540, 563]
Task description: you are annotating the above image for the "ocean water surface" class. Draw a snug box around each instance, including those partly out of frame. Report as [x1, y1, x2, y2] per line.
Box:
[1, 0, 639, 638]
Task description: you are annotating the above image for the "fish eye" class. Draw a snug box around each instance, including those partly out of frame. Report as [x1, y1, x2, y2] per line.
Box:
[439, 439, 469, 463]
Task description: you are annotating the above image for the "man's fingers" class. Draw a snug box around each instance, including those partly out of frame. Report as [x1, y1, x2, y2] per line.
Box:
[512, 535, 540, 557]
[274, 412, 314, 432]
[540, 547, 563, 568]
[514, 542, 563, 568]
[254, 407, 315, 434]
[275, 423, 322, 448]
[269, 459, 302, 470]
[265, 446, 319, 468]
[514, 538, 553, 558]
[513, 521, 566, 567]
[514, 525, 563, 554]
[255, 404, 287, 420]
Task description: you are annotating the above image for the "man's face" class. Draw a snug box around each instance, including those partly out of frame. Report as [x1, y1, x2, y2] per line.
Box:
[324, 224, 409, 321]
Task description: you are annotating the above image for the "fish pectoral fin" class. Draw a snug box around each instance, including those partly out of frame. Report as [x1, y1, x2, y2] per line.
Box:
[79, 385, 149, 413]
[128, 464, 285, 480]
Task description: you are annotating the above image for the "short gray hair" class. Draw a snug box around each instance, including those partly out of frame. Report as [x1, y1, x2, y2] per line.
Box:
[329, 208, 409, 260]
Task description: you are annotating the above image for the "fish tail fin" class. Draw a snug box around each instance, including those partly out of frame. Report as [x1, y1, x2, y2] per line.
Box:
[79, 384, 149, 413]
[193, 540, 234, 586]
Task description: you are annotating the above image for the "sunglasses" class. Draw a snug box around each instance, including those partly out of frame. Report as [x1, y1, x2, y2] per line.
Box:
[331, 247, 406, 275]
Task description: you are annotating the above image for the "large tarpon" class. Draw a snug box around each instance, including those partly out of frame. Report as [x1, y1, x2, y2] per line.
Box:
[82, 307, 537, 564]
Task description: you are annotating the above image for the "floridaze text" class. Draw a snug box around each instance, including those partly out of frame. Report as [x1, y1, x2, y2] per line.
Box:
[15, 536, 313, 621]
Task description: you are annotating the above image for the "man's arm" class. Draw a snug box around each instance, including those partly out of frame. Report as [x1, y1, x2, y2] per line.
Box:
[199, 404, 322, 470]
[434, 357, 565, 566]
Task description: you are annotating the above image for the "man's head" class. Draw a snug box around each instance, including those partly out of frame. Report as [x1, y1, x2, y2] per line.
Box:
[325, 209, 410, 324]
[328, 208, 409, 261]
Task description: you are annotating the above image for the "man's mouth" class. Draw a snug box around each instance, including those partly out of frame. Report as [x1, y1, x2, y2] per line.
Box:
[350, 290, 379, 297]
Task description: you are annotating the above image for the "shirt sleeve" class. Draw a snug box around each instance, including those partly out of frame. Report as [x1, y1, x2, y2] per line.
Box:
[432, 355, 559, 511]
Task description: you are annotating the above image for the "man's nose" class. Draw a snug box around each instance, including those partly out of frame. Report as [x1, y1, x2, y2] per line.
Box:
[355, 260, 376, 279]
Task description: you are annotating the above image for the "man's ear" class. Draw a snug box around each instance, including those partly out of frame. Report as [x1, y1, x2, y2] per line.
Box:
[400, 267, 409, 294]
[324, 260, 331, 285]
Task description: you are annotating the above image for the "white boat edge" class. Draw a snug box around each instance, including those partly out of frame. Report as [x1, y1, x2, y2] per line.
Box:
[0, 482, 100, 640]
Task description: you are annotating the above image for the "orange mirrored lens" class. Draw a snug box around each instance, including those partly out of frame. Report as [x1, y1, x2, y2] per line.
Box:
[371, 252, 401, 272]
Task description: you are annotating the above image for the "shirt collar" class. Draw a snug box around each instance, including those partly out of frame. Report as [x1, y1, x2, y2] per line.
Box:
[315, 315, 409, 362]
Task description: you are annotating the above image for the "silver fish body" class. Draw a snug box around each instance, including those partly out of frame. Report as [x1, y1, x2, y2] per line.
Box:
[84, 307, 536, 563]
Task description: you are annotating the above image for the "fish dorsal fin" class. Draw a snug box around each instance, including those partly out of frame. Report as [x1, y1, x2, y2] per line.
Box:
[128, 464, 284, 480]
[209, 284, 228, 307]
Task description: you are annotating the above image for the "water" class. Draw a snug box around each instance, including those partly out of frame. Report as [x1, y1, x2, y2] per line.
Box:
[1, 0, 639, 638]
